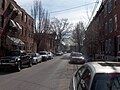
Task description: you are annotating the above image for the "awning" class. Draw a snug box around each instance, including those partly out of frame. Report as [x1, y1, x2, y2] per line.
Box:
[6, 36, 25, 46]
[61, 41, 66, 46]
[10, 3, 17, 11]
[16, 22, 22, 30]
[10, 19, 17, 28]
[10, 20, 22, 30]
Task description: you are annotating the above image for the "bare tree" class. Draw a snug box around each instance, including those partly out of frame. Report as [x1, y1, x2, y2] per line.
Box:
[72, 22, 85, 52]
[31, 0, 50, 51]
[50, 18, 73, 51]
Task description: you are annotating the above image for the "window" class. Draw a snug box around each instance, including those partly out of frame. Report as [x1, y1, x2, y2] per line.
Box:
[117, 36, 120, 52]
[25, 28, 27, 36]
[0, 0, 4, 9]
[91, 73, 120, 90]
[108, 0, 112, 13]
[0, 15, 4, 28]
[114, 14, 117, 31]
[114, 0, 117, 7]
[77, 68, 91, 90]
[75, 67, 86, 84]
[29, 19, 31, 25]
[105, 22, 108, 34]
[21, 12, 24, 21]
[21, 26, 24, 35]
[109, 18, 113, 32]
[24, 14, 27, 22]
[105, 40, 109, 52]
[104, 4, 107, 17]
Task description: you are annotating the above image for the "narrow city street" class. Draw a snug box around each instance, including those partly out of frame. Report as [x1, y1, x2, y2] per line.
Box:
[0, 54, 81, 90]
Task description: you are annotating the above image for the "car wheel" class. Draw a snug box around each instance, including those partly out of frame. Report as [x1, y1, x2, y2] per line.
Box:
[28, 60, 32, 67]
[36, 59, 38, 64]
[16, 62, 21, 72]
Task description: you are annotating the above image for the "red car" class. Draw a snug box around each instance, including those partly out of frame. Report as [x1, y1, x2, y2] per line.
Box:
[69, 52, 85, 64]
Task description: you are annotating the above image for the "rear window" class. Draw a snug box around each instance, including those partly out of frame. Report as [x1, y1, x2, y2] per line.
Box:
[91, 73, 120, 90]
[9, 51, 20, 56]
[39, 51, 47, 55]
[71, 53, 82, 57]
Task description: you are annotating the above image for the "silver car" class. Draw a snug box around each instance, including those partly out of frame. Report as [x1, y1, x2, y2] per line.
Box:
[39, 51, 48, 61]
[48, 51, 53, 59]
[69, 61, 120, 90]
[31, 53, 42, 64]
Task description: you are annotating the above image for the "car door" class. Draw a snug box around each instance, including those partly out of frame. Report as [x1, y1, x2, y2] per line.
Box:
[73, 66, 91, 90]
[77, 67, 92, 90]
[21, 52, 28, 64]
[69, 66, 86, 90]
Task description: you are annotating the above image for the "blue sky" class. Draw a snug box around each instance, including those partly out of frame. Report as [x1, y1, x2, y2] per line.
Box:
[14, 0, 102, 25]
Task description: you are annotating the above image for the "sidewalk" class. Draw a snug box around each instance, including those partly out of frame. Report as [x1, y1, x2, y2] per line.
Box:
[58, 61, 81, 90]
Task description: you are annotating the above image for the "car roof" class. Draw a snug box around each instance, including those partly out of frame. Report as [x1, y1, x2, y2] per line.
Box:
[85, 61, 120, 73]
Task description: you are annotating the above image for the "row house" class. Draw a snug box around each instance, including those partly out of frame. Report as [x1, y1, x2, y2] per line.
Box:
[0, 0, 36, 56]
[84, 0, 120, 61]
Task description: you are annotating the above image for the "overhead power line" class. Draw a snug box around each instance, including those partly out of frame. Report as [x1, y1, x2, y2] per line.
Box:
[85, 0, 100, 29]
[50, 1, 99, 14]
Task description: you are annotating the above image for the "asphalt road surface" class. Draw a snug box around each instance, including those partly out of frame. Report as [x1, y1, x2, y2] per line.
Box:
[0, 53, 81, 90]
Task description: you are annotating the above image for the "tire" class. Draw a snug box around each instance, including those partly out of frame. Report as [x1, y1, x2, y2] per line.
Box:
[16, 62, 21, 72]
[36, 59, 38, 64]
[28, 60, 32, 67]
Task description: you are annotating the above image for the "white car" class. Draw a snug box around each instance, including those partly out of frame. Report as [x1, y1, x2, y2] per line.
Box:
[39, 51, 48, 61]
[31, 53, 42, 64]
[48, 52, 53, 59]
[69, 61, 120, 90]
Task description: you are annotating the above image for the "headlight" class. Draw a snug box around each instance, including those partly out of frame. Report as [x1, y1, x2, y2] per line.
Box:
[81, 57, 85, 60]
[33, 57, 37, 60]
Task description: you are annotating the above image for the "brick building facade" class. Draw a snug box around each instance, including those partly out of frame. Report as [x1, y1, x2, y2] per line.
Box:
[84, 0, 120, 61]
[34, 33, 56, 53]
[0, 0, 36, 56]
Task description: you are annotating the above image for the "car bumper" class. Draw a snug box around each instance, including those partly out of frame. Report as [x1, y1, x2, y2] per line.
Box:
[32, 59, 37, 64]
[70, 60, 85, 64]
[0, 62, 17, 68]
[42, 57, 47, 61]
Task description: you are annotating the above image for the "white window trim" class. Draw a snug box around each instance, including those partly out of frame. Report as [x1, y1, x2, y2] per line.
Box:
[114, 14, 117, 31]
[109, 18, 113, 33]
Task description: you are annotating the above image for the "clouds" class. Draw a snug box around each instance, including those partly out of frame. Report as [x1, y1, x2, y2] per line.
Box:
[14, 0, 102, 24]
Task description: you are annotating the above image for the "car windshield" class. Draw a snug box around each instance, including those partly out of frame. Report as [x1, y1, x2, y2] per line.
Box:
[91, 73, 120, 90]
[31, 53, 36, 57]
[9, 51, 20, 56]
[39, 52, 47, 55]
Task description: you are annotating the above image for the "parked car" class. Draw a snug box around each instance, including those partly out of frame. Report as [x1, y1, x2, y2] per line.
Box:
[47, 51, 53, 59]
[69, 61, 120, 90]
[0, 50, 32, 71]
[30, 53, 42, 64]
[38, 51, 48, 61]
[55, 51, 63, 56]
[69, 52, 85, 64]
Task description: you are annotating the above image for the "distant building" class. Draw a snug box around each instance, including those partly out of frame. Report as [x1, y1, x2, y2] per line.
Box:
[34, 33, 56, 52]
